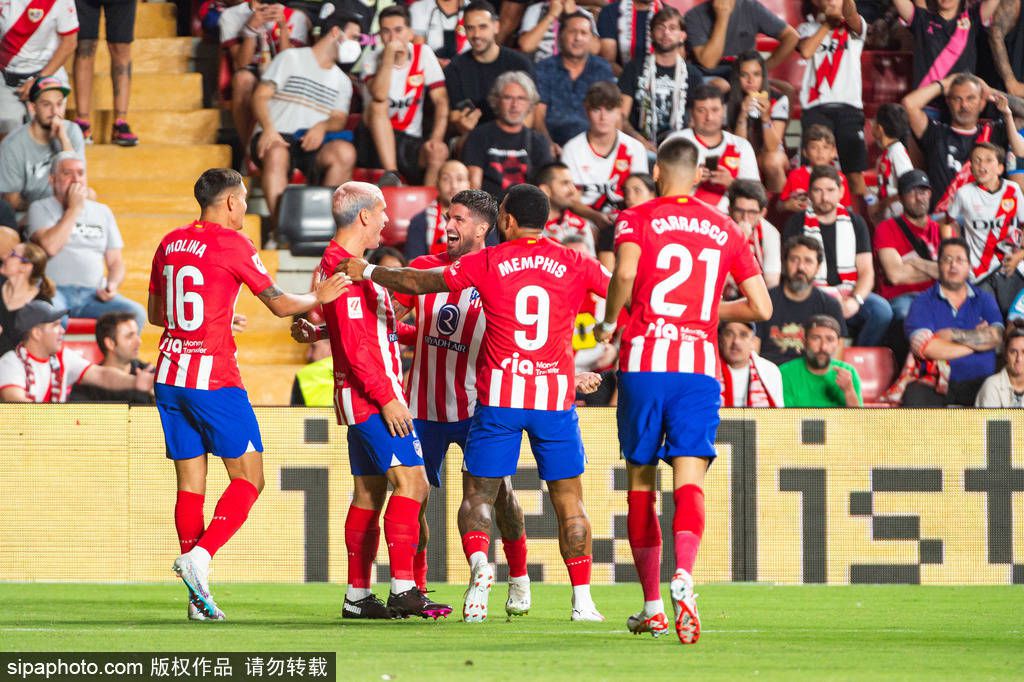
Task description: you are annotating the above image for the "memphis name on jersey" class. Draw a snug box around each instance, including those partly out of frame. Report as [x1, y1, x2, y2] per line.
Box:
[497, 255, 568, 278]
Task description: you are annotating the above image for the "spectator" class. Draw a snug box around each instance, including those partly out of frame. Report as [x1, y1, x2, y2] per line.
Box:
[534, 10, 615, 148]
[25, 152, 146, 331]
[0, 300, 153, 403]
[983, 0, 1024, 97]
[596, 171, 655, 270]
[975, 319, 1024, 406]
[366, 245, 407, 268]
[893, 0, 998, 92]
[684, 0, 798, 78]
[0, 0, 78, 135]
[445, 0, 533, 137]
[780, 314, 863, 407]
[783, 165, 892, 346]
[561, 81, 648, 227]
[219, 0, 310, 151]
[779, 125, 853, 214]
[665, 83, 759, 212]
[874, 169, 941, 322]
[290, 336, 334, 406]
[596, 0, 658, 72]
[946, 141, 1024, 316]
[757, 234, 847, 366]
[0, 77, 84, 212]
[726, 50, 789, 193]
[334, 15, 365, 73]
[796, 0, 868, 196]
[719, 320, 784, 406]
[901, 237, 1004, 406]
[870, 102, 914, 224]
[410, 0, 470, 62]
[462, 71, 553, 200]
[72, 0, 143, 146]
[321, 0, 397, 35]
[518, 0, 596, 63]
[251, 8, 357, 239]
[727, 179, 780, 289]
[536, 162, 595, 254]
[405, 159, 473, 260]
[357, 5, 449, 187]
[0, 241, 53, 356]
[903, 72, 1024, 210]
[618, 6, 702, 153]
[68, 310, 154, 404]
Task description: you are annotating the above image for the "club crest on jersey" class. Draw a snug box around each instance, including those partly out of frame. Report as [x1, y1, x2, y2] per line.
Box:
[407, 74, 424, 87]
[614, 159, 629, 172]
[347, 297, 363, 319]
[724, 156, 739, 170]
[1003, 198, 1015, 212]
[436, 304, 461, 336]
[28, 8, 44, 21]
[251, 254, 268, 274]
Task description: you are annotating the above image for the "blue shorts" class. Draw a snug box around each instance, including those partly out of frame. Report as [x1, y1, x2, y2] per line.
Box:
[348, 414, 425, 477]
[414, 418, 470, 487]
[155, 384, 263, 460]
[617, 372, 721, 466]
[464, 405, 585, 482]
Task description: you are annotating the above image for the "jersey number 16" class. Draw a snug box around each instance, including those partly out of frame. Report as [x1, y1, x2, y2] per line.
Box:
[162, 265, 205, 331]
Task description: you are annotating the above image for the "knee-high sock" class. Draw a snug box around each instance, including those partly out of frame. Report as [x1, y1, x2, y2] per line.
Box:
[461, 531, 490, 568]
[627, 490, 662, 601]
[414, 549, 428, 591]
[502, 535, 528, 579]
[383, 495, 421, 582]
[672, 485, 705, 575]
[196, 479, 259, 557]
[174, 490, 205, 555]
[345, 505, 381, 589]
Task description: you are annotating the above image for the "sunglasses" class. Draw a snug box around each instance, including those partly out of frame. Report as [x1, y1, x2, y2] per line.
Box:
[5, 250, 30, 264]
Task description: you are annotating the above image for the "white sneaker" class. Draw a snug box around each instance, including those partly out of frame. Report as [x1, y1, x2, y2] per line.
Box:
[570, 599, 605, 622]
[670, 572, 701, 644]
[462, 562, 494, 623]
[505, 578, 531, 617]
[188, 602, 207, 621]
[173, 552, 225, 620]
[626, 611, 670, 637]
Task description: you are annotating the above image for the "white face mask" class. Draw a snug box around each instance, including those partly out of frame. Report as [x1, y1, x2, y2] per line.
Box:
[338, 39, 362, 64]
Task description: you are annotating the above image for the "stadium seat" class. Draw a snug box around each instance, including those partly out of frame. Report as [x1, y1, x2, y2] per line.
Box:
[276, 185, 336, 257]
[380, 186, 438, 247]
[861, 51, 913, 107]
[353, 168, 386, 183]
[842, 346, 896, 405]
[66, 318, 97, 337]
[64, 339, 104, 365]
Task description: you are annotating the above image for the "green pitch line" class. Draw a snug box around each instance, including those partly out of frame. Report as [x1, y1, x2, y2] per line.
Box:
[0, 584, 1021, 681]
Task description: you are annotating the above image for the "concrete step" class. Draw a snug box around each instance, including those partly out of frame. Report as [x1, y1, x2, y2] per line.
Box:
[91, 179, 199, 200]
[70, 72, 203, 113]
[106, 194, 208, 215]
[81, 109, 220, 145]
[117, 213, 263, 263]
[101, 3, 177, 40]
[65, 37, 194, 75]
[85, 144, 231, 181]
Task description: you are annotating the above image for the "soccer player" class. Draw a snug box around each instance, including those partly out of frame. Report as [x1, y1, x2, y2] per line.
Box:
[595, 137, 772, 644]
[148, 168, 349, 621]
[316, 181, 452, 620]
[336, 183, 611, 622]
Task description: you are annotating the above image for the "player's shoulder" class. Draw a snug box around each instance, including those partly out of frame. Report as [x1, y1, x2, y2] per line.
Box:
[409, 253, 449, 270]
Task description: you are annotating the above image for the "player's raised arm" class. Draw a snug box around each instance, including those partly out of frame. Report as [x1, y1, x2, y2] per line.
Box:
[336, 257, 450, 295]
[257, 275, 350, 318]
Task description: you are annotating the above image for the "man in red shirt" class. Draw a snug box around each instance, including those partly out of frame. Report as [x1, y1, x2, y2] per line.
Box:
[337, 183, 610, 623]
[595, 137, 771, 645]
[148, 168, 348, 621]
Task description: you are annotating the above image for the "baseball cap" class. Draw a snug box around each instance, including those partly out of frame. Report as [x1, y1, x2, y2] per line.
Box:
[28, 76, 70, 102]
[13, 300, 68, 341]
[897, 169, 931, 195]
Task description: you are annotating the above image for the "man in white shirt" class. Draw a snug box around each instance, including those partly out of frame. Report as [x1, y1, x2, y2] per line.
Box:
[718, 321, 783, 407]
[0, 300, 152, 402]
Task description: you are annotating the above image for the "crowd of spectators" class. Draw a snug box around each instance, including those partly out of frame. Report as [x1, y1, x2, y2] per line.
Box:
[8, 0, 1024, 409]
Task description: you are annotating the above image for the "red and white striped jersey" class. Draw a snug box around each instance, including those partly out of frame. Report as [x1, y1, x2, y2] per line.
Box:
[614, 195, 761, 376]
[0, 0, 78, 73]
[395, 253, 485, 422]
[149, 221, 275, 391]
[317, 241, 406, 426]
[443, 237, 610, 411]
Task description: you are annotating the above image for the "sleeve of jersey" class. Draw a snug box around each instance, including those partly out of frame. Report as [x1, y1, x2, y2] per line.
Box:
[613, 209, 642, 249]
[219, 8, 242, 44]
[291, 12, 311, 45]
[65, 349, 93, 386]
[587, 256, 611, 297]
[397, 321, 418, 345]
[229, 236, 276, 294]
[424, 49, 445, 87]
[443, 249, 485, 292]
[779, 171, 798, 201]
[330, 292, 401, 408]
[729, 231, 763, 283]
[738, 140, 760, 180]
[946, 190, 963, 220]
[58, 0, 79, 33]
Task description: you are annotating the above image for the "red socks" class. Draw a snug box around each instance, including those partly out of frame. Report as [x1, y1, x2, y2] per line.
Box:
[414, 549, 428, 591]
[174, 490, 205, 554]
[344, 505, 381, 588]
[461, 531, 490, 563]
[673, 484, 705, 575]
[502, 535, 528, 578]
[196, 479, 259, 557]
[564, 555, 592, 586]
[627, 490, 662, 601]
[383, 495, 421, 582]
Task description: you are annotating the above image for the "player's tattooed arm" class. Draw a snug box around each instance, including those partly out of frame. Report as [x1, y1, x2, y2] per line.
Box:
[336, 258, 450, 295]
[259, 276, 350, 318]
[257, 284, 285, 302]
[988, 0, 1023, 96]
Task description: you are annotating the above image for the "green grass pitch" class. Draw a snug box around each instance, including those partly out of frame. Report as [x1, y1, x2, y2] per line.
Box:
[1, 583, 1022, 680]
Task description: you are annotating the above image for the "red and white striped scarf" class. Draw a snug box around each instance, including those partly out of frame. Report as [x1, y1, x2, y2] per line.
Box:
[720, 355, 775, 407]
[803, 206, 857, 295]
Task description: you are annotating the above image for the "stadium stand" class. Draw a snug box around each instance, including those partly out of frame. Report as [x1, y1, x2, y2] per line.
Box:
[843, 346, 897, 406]
[380, 185, 438, 247]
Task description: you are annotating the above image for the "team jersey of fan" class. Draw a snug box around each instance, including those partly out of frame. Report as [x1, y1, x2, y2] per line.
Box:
[409, 0, 469, 60]
[360, 43, 445, 138]
[393, 253, 485, 422]
[442, 237, 610, 410]
[218, 4, 310, 70]
[0, 0, 78, 73]
[779, 165, 854, 206]
[947, 180, 1024, 281]
[0, 345, 90, 402]
[876, 141, 914, 217]
[667, 128, 760, 211]
[797, 16, 866, 109]
[316, 241, 406, 425]
[561, 131, 648, 212]
[542, 209, 595, 255]
[148, 221, 274, 391]
[614, 195, 762, 376]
